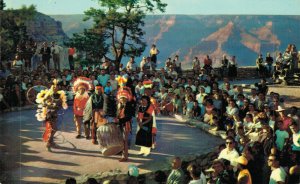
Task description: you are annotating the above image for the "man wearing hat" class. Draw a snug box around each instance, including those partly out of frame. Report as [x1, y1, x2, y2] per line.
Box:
[276, 106, 292, 131]
[236, 155, 252, 184]
[73, 80, 90, 139]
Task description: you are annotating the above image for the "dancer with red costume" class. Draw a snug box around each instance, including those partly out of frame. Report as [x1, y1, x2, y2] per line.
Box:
[73, 77, 92, 139]
[35, 79, 68, 151]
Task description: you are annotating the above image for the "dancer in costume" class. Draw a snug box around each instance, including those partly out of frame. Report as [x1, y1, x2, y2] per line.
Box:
[73, 77, 92, 138]
[143, 80, 158, 149]
[35, 79, 68, 150]
[115, 75, 135, 162]
[135, 95, 155, 156]
[83, 85, 104, 144]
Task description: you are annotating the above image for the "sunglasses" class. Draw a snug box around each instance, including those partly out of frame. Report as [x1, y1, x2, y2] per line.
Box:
[226, 142, 233, 145]
[268, 159, 274, 162]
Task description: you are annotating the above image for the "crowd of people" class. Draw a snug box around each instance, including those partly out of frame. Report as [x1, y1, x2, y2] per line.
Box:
[256, 44, 299, 79]
[1, 40, 300, 184]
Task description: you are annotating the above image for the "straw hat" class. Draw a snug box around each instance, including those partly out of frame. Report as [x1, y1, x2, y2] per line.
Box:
[236, 156, 248, 166]
[276, 106, 285, 112]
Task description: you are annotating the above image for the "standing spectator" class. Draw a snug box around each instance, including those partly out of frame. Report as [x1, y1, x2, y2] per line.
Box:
[68, 47, 76, 70]
[140, 56, 147, 72]
[12, 55, 23, 72]
[192, 56, 200, 75]
[165, 58, 173, 71]
[256, 54, 265, 78]
[265, 52, 274, 77]
[149, 44, 159, 70]
[51, 41, 62, 71]
[126, 56, 137, 73]
[166, 157, 184, 184]
[40, 42, 51, 71]
[97, 69, 110, 87]
[31, 42, 40, 71]
[221, 54, 229, 78]
[23, 41, 34, 72]
[228, 56, 237, 80]
[203, 55, 212, 74]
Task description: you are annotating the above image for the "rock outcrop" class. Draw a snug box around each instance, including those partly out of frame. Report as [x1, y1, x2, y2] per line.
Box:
[26, 12, 69, 44]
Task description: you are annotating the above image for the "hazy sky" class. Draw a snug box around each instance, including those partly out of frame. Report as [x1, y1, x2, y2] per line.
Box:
[5, 0, 300, 15]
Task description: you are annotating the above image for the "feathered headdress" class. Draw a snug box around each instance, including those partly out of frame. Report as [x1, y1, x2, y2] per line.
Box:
[115, 74, 128, 87]
[73, 77, 93, 93]
[117, 86, 133, 101]
[143, 80, 153, 89]
[35, 79, 68, 121]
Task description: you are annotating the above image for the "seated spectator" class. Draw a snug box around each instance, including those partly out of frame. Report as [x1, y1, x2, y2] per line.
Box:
[154, 170, 167, 184]
[167, 157, 185, 184]
[224, 99, 239, 122]
[185, 95, 195, 118]
[203, 99, 214, 125]
[275, 120, 289, 152]
[187, 163, 206, 184]
[218, 136, 239, 168]
[207, 159, 236, 184]
[172, 94, 183, 115]
[289, 121, 300, 152]
[236, 155, 252, 184]
[289, 106, 299, 125]
[267, 154, 287, 184]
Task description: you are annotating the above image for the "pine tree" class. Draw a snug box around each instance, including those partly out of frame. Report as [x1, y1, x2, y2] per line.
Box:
[83, 0, 167, 70]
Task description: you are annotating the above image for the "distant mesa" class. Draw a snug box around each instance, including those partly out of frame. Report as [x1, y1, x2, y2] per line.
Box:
[49, 14, 300, 67]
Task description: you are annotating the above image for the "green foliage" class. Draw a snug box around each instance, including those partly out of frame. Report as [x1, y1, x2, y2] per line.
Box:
[0, 0, 6, 10]
[65, 29, 108, 65]
[0, 5, 36, 61]
[83, 0, 167, 70]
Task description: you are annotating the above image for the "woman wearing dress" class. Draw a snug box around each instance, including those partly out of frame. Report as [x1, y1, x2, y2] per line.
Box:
[136, 96, 155, 156]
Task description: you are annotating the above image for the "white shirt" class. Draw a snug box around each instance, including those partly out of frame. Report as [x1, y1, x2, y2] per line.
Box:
[126, 61, 137, 71]
[51, 45, 62, 54]
[140, 59, 146, 70]
[218, 148, 239, 167]
[188, 172, 206, 184]
[269, 167, 286, 184]
[196, 93, 207, 104]
[185, 84, 196, 92]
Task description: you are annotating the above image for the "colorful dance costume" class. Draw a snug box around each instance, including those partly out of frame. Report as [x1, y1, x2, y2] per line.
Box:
[35, 80, 68, 149]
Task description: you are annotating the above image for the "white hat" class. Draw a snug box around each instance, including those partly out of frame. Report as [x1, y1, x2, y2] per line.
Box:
[276, 106, 285, 112]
